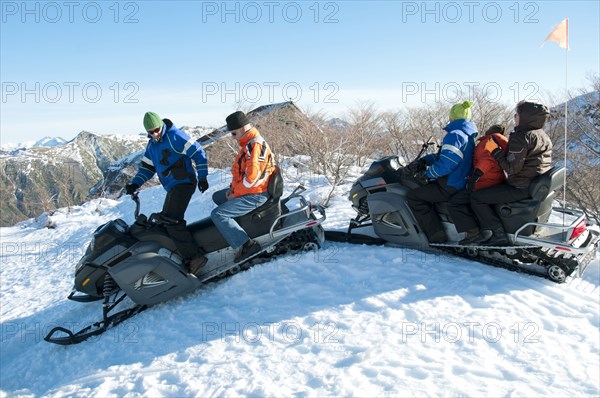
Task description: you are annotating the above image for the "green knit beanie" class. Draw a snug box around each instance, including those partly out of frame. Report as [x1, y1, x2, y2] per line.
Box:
[449, 101, 474, 121]
[143, 112, 162, 131]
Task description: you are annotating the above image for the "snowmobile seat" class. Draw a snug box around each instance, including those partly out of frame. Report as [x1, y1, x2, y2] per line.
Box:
[495, 166, 565, 235]
[189, 168, 284, 253]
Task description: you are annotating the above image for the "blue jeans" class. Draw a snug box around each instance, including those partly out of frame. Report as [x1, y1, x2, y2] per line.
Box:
[210, 188, 269, 249]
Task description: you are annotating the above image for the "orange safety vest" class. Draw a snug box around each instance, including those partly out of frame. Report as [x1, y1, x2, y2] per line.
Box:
[473, 133, 509, 191]
[230, 128, 275, 197]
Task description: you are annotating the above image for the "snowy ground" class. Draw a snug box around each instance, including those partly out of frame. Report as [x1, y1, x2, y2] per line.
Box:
[1, 165, 599, 397]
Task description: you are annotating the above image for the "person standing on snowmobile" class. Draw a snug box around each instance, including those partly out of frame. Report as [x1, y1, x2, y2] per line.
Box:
[407, 101, 478, 243]
[447, 124, 509, 244]
[125, 111, 209, 273]
[211, 111, 275, 263]
[469, 101, 553, 245]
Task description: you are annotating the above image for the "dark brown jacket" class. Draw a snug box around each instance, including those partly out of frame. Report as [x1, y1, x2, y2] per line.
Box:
[497, 102, 553, 189]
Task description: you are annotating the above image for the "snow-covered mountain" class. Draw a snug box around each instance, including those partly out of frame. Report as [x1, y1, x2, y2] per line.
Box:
[0, 136, 67, 153]
[0, 140, 37, 152]
[0, 164, 598, 396]
[0, 131, 149, 227]
[327, 117, 352, 131]
[33, 136, 68, 148]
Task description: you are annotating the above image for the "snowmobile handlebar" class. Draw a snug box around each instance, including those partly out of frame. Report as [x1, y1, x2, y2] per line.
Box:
[131, 192, 140, 219]
[413, 135, 435, 163]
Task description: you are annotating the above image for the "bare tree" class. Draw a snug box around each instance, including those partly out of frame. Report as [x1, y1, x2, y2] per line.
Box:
[381, 102, 450, 163]
[283, 109, 356, 206]
[346, 102, 385, 167]
[470, 89, 514, 133]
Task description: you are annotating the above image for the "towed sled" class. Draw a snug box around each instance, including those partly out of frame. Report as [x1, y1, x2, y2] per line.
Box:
[327, 150, 599, 283]
[45, 169, 326, 345]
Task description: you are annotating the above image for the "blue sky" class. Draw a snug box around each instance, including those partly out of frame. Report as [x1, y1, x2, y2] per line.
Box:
[1, 0, 599, 144]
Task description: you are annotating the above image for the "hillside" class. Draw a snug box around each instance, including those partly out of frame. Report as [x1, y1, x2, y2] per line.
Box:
[0, 165, 598, 397]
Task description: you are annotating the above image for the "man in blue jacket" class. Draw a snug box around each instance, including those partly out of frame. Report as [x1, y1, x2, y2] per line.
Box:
[407, 101, 478, 243]
[125, 112, 209, 272]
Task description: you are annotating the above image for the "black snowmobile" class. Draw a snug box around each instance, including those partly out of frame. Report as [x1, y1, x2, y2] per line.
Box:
[327, 144, 599, 283]
[45, 169, 326, 345]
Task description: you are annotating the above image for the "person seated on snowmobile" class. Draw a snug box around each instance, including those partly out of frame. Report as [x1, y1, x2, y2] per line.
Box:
[125, 112, 209, 273]
[469, 101, 553, 245]
[407, 101, 478, 243]
[210, 111, 276, 263]
[447, 124, 509, 245]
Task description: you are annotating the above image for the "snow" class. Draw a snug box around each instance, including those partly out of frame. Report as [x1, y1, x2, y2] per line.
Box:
[1, 167, 599, 397]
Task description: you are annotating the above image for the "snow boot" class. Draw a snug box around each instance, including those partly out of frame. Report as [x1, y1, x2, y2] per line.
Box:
[234, 239, 261, 263]
[459, 228, 487, 245]
[484, 226, 509, 246]
[188, 255, 208, 276]
[428, 230, 447, 244]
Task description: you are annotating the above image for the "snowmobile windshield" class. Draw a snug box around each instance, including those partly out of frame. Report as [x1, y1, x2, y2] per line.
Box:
[363, 156, 401, 178]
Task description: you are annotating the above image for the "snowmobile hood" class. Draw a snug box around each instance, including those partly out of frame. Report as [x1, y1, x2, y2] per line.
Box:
[515, 102, 550, 132]
[443, 119, 478, 137]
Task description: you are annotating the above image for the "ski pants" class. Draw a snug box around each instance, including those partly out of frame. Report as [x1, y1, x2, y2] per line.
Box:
[407, 182, 456, 240]
[470, 183, 530, 230]
[159, 183, 200, 260]
[447, 189, 479, 233]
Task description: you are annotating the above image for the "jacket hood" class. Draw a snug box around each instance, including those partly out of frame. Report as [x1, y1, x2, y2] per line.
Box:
[444, 119, 478, 137]
[515, 102, 549, 132]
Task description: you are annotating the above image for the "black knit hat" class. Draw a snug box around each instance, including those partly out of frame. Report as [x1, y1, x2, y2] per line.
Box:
[226, 111, 250, 131]
[485, 124, 505, 136]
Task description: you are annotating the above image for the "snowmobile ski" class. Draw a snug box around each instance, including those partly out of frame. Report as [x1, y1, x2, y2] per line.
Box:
[45, 291, 146, 345]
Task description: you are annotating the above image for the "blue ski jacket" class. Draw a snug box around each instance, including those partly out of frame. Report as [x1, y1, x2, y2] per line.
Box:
[132, 119, 208, 192]
[424, 119, 478, 190]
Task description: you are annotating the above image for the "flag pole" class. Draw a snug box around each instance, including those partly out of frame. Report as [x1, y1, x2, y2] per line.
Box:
[562, 18, 568, 213]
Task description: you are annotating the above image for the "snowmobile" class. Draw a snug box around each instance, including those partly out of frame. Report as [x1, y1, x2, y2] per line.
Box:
[45, 168, 326, 345]
[327, 142, 599, 283]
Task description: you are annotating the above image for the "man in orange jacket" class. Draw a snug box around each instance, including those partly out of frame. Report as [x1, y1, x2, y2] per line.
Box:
[448, 124, 509, 244]
[211, 111, 275, 263]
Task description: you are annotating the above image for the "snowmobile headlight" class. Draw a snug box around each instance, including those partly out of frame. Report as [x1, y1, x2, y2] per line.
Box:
[389, 157, 400, 170]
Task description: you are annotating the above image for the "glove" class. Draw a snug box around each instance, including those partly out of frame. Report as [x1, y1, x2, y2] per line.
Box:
[415, 170, 430, 185]
[484, 137, 500, 153]
[125, 183, 139, 195]
[484, 136, 504, 160]
[407, 158, 427, 173]
[198, 178, 209, 193]
[466, 169, 483, 192]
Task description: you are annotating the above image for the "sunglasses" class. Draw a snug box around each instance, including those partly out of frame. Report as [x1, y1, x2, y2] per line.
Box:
[147, 127, 161, 135]
[231, 127, 245, 137]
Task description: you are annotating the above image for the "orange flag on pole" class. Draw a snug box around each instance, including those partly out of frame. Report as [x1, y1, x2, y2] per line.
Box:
[543, 18, 569, 49]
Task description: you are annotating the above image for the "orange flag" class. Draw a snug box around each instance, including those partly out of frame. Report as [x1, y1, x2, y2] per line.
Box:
[543, 18, 569, 49]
